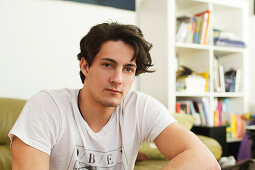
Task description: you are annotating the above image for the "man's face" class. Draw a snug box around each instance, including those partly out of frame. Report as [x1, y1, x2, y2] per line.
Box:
[81, 40, 136, 107]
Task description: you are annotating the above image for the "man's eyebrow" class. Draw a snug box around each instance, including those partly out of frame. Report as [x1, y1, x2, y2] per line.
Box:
[100, 58, 137, 68]
[125, 63, 137, 68]
[101, 58, 117, 64]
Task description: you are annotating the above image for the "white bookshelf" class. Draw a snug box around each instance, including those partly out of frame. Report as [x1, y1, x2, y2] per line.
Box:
[137, 0, 249, 127]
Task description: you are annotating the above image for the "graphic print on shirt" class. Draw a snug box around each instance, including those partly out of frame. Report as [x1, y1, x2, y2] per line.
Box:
[67, 145, 127, 170]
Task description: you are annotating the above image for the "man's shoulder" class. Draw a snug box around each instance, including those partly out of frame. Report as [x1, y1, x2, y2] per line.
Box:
[34, 88, 78, 97]
[29, 88, 79, 106]
[123, 90, 157, 105]
[124, 90, 148, 101]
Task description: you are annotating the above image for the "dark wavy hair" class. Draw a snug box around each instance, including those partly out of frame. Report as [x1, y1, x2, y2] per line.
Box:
[77, 22, 154, 83]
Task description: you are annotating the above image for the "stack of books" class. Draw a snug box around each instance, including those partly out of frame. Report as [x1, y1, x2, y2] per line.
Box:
[176, 98, 213, 126]
[176, 10, 210, 44]
[214, 98, 244, 138]
[213, 29, 246, 48]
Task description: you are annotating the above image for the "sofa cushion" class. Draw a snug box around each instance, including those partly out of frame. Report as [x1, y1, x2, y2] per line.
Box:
[0, 98, 26, 144]
[138, 143, 167, 160]
[172, 113, 196, 130]
[197, 135, 222, 160]
[134, 160, 168, 170]
[0, 145, 11, 170]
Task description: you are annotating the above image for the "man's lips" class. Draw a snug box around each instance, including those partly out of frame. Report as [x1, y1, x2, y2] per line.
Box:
[105, 88, 122, 93]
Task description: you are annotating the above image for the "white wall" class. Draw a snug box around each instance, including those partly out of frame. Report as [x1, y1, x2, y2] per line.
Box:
[0, 0, 136, 99]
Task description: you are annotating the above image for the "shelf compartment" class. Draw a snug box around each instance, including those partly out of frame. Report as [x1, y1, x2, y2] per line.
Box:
[212, 0, 247, 9]
[213, 2, 245, 42]
[176, 0, 209, 17]
[176, 45, 210, 74]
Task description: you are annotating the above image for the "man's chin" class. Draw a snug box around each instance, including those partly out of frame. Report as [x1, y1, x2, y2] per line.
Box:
[102, 101, 121, 107]
[101, 98, 122, 107]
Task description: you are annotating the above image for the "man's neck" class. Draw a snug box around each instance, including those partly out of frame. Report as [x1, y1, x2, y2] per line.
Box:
[78, 88, 115, 133]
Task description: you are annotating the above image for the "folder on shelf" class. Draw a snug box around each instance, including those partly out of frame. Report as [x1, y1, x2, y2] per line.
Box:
[219, 65, 225, 93]
[214, 57, 221, 92]
[235, 69, 241, 92]
[202, 97, 212, 126]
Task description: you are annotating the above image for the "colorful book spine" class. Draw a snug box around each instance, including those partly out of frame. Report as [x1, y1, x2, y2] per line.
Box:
[194, 10, 210, 45]
[217, 101, 222, 126]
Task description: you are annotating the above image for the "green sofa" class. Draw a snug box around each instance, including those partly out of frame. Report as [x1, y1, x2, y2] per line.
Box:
[0, 98, 222, 170]
[134, 113, 222, 170]
[0, 98, 26, 170]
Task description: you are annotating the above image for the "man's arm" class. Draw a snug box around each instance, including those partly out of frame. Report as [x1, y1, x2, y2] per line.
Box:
[154, 122, 220, 170]
[11, 136, 50, 170]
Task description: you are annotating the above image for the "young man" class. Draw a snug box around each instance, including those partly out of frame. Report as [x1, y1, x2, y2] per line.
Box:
[9, 22, 220, 170]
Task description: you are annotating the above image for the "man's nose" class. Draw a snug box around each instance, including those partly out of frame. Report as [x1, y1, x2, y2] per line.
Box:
[110, 68, 123, 85]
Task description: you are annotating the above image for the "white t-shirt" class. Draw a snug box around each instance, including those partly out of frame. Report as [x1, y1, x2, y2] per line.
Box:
[9, 88, 176, 170]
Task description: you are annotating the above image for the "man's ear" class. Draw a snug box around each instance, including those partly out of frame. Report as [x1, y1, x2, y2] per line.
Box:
[80, 58, 89, 77]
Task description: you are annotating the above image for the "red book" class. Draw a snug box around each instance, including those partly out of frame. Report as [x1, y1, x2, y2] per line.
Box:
[176, 103, 181, 113]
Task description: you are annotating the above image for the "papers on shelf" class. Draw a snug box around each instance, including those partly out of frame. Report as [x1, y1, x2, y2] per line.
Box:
[185, 75, 206, 93]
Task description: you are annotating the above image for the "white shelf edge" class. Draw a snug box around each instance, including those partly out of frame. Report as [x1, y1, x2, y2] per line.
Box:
[213, 46, 245, 53]
[227, 137, 242, 143]
[175, 92, 211, 97]
[213, 92, 244, 97]
[175, 42, 210, 50]
[175, 92, 244, 98]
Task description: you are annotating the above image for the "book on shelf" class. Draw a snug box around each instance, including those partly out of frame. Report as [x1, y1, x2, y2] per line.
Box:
[231, 114, 244, 138]
[224, 68, 242, 92]
[194, 16, 201, 44]
[213, 57, 221, 92]
[235, 69, 241, 92]
[176, 16, 191, 43]
[224, 69, 236, 92]
[202, 97, 212, 126]
[176, 10, 210, 45]
[213, 56, 242, 93]
[219, 65, 225, 93]
[198, 102, 207, 125]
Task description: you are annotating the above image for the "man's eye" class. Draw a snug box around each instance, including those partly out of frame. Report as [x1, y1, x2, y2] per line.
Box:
[125, 67, 134, 72]
[103, 63, 111, 68]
